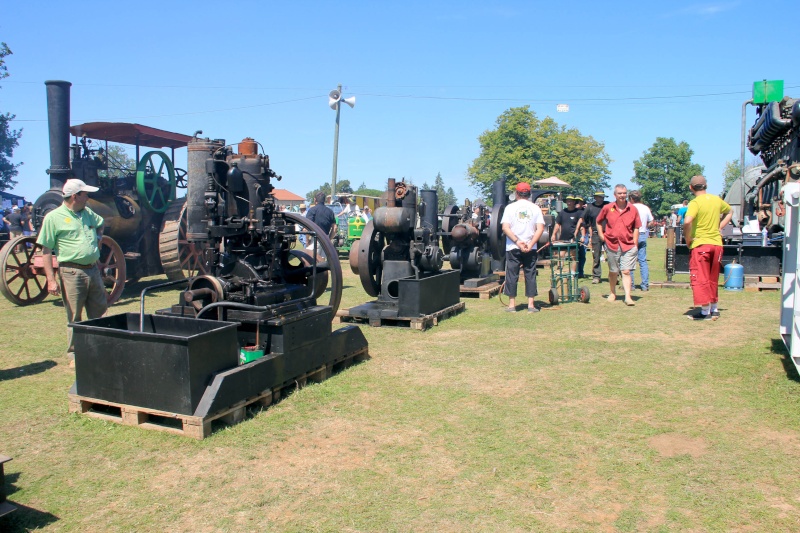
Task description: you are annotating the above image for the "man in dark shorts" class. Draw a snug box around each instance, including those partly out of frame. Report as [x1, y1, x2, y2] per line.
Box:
[576, 191, 609, 284]
[553, 196, 582, 274]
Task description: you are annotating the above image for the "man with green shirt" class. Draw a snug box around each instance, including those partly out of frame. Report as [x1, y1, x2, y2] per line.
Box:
[683, 175, 733, 321]
[37, 179, 107, 362]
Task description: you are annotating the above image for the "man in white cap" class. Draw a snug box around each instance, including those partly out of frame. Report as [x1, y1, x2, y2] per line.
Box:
[37, 179, 107, 365]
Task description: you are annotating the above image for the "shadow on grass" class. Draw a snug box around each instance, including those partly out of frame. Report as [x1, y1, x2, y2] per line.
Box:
[0, 360, 57, 382]
[0, 503, 59, 531]
[770, 337, 800, 383]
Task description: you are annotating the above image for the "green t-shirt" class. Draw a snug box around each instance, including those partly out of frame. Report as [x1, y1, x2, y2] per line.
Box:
[686, 194, 731, 249]
[36, 203, 104, 264]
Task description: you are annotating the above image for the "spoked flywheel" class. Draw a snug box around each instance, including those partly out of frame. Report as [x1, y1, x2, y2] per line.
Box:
[353, 220, 386, 298]
[136, 150, 176, 213]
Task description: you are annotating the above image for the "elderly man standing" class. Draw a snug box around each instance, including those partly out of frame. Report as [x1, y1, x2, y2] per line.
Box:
[596, 184, 641, 306]
[501, 182, 545, 313]
[628, 190, 654, 291]
[37, 179, 107, 364]
[683, 175, 732, 320]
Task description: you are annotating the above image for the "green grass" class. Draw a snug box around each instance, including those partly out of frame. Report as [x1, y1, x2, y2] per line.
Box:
[2, 238, 800, 531]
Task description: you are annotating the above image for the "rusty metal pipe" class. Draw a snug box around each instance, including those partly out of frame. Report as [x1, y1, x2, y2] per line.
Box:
[387, 178, 396, 207]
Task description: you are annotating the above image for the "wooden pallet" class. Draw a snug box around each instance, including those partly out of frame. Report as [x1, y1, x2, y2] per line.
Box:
[336, 302, 466, 330]
[745, 276, 781, 292]
[460, 281, 502, 299]
[68, 347, 369, 440]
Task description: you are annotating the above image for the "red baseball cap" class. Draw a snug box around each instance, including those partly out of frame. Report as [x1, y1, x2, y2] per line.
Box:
[515, 182, 531, 194]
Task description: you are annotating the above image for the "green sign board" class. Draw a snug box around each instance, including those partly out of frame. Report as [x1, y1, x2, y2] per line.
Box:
[752, 79, 784, 104]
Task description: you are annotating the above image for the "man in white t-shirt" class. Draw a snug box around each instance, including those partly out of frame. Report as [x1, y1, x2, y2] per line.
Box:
[500, 181, 545, 313]
[629, 190, 654, 291]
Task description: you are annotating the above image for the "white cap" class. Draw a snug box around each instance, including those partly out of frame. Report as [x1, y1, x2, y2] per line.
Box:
[12, 205, 19, 211]
[62, 179, 99, 197]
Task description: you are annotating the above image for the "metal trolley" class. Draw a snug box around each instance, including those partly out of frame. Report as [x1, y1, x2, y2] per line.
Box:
[547, 241, 590, 305]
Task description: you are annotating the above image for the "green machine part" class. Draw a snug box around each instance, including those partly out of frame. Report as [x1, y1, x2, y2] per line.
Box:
[136, 150, 176, 213]
[348, 217, 366, 240]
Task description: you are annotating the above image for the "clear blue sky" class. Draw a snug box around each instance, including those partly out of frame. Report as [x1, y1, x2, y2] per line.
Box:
[1, 1, 797, 203]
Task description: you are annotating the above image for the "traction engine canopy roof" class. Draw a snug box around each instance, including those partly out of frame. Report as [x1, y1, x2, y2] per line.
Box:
[69, 122, 192, 149]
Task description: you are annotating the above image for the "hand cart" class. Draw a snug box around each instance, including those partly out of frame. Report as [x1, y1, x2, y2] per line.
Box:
[547, 240, 590, 305]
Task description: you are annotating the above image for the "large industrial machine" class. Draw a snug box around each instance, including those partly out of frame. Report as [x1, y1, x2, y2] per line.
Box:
[666, 92, 797, 281]
[346, 179, 461, 323]
[440, 179, 508, 287]
[0, 80, 205, 306]
[70, 134, 368, 430]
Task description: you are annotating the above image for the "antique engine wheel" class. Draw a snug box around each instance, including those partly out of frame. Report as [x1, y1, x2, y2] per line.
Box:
[159, 197, 211, 281]
[353, 220, 386, 297]
[283, 212, 343, 315]
[0, 236, 49, 305]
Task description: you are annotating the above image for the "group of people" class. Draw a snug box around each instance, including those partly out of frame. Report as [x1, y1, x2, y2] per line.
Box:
[2, 203, 35, 241]
[33, 174, 732, 368]
[501, 177, 730, 319]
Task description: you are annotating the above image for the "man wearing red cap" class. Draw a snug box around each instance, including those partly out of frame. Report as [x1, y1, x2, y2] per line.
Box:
[500, 181, 545, 312]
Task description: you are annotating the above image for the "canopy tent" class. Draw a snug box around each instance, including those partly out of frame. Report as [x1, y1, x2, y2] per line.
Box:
[534, 176, 571, 188]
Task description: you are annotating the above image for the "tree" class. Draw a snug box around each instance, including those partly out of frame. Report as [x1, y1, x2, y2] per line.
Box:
[467, 106, 611, 200]
[0, 42, 22, 192]
[354, 183, 384, 198]
[101, 145, 137, 179]
[306, 179, 352, 202]
[422, 172, 459, 211]
[721, 159, 741, 197]
[631, 137, 704, 216]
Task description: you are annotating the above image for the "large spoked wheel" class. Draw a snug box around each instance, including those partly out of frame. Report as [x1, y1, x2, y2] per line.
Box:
[283, 212, 342, 315]
[354, 220, 386, 297]
[159, 198, 211, 281]
[0, 236, 49, 306]
[136, 150, 176, 213]
[489, 203, 506, 261]
[97, 236, 126, 305]
[440, 204, 460, 255]
[174, 167, 188, 189]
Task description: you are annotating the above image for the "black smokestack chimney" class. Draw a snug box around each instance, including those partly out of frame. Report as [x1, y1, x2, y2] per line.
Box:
[45, 80, 72, 190]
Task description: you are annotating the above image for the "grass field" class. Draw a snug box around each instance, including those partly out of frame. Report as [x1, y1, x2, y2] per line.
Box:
[2, 238, 800, 532]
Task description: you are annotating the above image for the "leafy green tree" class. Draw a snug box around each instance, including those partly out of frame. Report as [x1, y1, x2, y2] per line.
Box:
[354, 183, 384, 198]
[422, 172, 459, 211]
[306, 179, 352, 202]
[467, 106, 611, 199]
[0, 42, 22, 192]
[721, 159, 741, 197]
[632, 137, 704, 216]
[101, 145, 137, 179]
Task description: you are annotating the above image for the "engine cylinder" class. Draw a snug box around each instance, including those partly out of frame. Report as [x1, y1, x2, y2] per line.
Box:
[187, 137, 225, 240]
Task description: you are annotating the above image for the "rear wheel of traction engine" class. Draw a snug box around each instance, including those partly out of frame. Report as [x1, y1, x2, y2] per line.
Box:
[98, 236, 126, 305]
[579, 286, 590, 303]
[0, 236, 48, 306]
[283, 212, 342, 315]
[159, 198, 211, 281]
[548, 287, 559, 306]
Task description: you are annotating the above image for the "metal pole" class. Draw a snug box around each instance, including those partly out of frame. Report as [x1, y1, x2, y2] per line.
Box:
[740, 99, 753, 226]
[331, 83, 342, 202]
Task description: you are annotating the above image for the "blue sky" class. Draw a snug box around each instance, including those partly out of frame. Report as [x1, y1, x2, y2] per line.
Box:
[1, 1, 797, 204]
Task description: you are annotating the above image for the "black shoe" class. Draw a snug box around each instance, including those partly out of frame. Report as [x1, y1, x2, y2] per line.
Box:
[711, 310, 720, 319]
[687, 312, 713, 321]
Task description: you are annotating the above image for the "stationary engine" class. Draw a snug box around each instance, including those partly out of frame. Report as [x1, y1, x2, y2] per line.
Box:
[345, 179, 461, 323]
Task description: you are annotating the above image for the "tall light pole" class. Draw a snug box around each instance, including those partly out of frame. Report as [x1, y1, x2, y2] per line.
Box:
[329, 84, 355, 202]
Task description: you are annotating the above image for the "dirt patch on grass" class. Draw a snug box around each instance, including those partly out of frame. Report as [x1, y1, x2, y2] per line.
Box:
[648, 432, 708, 457]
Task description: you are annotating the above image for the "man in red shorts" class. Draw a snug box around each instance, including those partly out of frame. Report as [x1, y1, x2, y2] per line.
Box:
[683, 175, 733, 320]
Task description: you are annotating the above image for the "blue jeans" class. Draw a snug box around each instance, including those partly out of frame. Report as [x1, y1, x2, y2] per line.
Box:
[636, 237, 649, 289]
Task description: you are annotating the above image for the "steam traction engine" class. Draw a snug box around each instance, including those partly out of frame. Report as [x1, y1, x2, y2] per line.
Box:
[0, 80, 205, 306]
[69, 135, 368, 437]
[344, 179, 463, 328]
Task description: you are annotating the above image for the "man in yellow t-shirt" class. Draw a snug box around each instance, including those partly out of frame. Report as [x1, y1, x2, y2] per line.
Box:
[683, 175, 733, 321]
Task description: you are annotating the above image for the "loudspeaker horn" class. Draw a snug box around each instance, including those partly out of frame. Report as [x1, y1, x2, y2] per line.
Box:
[329, 89, 341, 110]
[342, 96, 356, 108]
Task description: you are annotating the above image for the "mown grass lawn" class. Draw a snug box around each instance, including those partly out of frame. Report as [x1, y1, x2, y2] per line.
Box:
[2, 238, 800, 531]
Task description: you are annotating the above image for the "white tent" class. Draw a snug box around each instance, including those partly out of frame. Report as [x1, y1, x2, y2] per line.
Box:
[534, 176, 571, 188]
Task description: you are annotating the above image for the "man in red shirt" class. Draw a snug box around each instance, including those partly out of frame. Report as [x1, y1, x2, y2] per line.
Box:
[596, 184, 641, 306]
